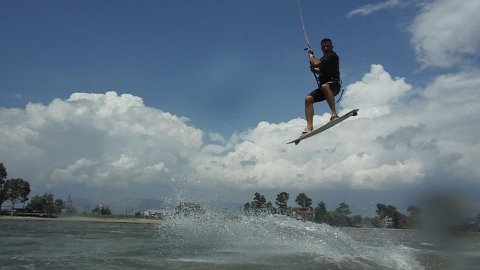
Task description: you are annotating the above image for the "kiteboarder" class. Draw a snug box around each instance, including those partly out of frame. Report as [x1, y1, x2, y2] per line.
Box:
[303, 38, 341, 135]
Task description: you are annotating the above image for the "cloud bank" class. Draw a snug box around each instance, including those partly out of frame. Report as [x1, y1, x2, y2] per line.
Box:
[1, 92, 202, 189]
[193, 64, 479, 191]
[2, 65, 479, 194]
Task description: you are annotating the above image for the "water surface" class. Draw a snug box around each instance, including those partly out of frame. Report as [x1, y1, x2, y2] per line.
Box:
[1, 215, 479, 269]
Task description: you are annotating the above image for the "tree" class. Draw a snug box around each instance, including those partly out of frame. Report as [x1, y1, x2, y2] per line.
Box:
[329, 202, 352, 227]
[253, 192, 267, 210]
[28, 193, 56, 214]
[375, 203, 408, 228]
[4, 178, 30, 214]
[266, 201, 276, 214]
[314, 201, 329, 224]
[335, 202, 351, 216]
[92, 204, 112, 215]
[295, 193, 312, 208]
[392, 211, 408, 229]
[0, 163, 7, 210]
[245, 192, 272, 216]
[375, 203, 397, 228]
[0, 163, 6, 181]
[275, 192, 289, 215]
[376, 203, 397, 218]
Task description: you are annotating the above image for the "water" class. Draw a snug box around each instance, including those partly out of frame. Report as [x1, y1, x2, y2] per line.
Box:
[1, 214, 479, 269]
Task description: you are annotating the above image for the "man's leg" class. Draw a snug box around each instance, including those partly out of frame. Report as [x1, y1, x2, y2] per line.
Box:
[321, 83, 338, 119]
[305, 95, 315, 131]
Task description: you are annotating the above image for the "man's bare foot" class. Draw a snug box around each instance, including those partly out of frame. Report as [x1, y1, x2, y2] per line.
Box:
[302, 126, 313, 135]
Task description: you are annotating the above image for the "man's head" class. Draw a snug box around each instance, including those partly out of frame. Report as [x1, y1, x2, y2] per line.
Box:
[320, 38, 333, 53]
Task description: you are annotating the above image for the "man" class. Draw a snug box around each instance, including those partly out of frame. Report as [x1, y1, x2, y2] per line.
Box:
[303, 38, 341, 135]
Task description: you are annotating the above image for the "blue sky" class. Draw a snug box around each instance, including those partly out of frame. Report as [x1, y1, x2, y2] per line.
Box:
[1, 0, 480, 214]
[1, 0, 423, 134]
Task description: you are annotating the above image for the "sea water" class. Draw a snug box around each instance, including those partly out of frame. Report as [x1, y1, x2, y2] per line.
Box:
[1, 214, 479, 269]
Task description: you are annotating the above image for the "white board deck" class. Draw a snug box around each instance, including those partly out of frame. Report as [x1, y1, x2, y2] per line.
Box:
[287, 109, 359, 145]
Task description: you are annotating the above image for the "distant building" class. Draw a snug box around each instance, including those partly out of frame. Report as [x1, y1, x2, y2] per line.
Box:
[292, 207, 315, 221]
[143, 209, 164, 219]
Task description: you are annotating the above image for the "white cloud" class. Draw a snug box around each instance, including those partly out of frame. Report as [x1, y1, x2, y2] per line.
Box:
[207, 132, 226, 144]
[111, 154, 138, 170]
[342, 64, 412, 110]
[409, 0, 480, 68]
[51, 158, 96, 184]
[419, 69, 480, 181]
[190, 65, 480, 190]
[1, 67, 479, 194]
[347, 0, 403, 18]
[0, 91, 203, 188]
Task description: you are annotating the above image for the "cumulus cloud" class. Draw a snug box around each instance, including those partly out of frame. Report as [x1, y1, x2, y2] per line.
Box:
[191, 64, 416, 190]
[191, 65, 480, 190]
[342, 64, 412, 110]
[418, 69, 480, 181]
[1, 66, 479, 195]
[0, 91, 202, 188]
[409, 0, 480, 68]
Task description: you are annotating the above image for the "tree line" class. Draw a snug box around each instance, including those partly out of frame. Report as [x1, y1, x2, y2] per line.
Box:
[1, 163, 111, 216]
[244, 191, 431, 229]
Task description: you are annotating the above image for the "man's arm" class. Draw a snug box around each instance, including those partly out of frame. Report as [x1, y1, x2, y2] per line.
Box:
[309, 52, 321, 68]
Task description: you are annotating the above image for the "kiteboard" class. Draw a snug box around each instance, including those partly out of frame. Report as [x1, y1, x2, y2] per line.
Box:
[287, 109, 359, 145]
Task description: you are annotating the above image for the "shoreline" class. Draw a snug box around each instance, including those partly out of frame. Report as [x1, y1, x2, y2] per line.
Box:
[0, 215, 160, 224]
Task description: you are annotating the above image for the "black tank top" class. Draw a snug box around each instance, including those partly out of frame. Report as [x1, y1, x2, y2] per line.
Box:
[319, 51, 340, 84]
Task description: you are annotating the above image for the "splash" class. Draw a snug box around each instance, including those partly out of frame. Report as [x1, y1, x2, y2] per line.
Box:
[155, 213, 423, 269]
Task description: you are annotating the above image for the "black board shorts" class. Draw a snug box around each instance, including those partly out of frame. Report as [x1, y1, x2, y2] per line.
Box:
[308, 81, 341, 103]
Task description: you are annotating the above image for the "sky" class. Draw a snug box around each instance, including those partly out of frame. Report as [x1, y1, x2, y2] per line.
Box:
[1, 0, 480, 215]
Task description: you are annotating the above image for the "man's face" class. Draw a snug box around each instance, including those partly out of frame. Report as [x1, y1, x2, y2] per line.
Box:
[321, 41, 333, 53]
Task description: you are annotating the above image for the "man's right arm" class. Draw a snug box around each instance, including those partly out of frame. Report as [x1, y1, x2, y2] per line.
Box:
[309, 52, 321, 68]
